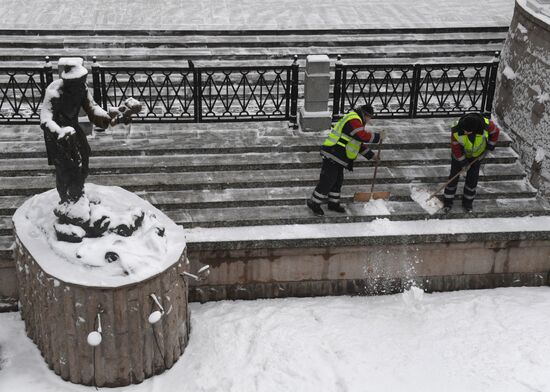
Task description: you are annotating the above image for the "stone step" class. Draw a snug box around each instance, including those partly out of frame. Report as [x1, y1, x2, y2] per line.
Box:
[0, 27, 510, 36]
[0, 235, 13, 262]
[0, 147, 519, 176]
[0, 31, 507, 49]
[0, 124, 514, 157]
[0, 42, 504, 62]
[0, 162, 527, 196]
[0, 55, 499, 69]
[1, 197, 547, 238]
[0, 179, 536, 218]
[168, 197, 550, 228]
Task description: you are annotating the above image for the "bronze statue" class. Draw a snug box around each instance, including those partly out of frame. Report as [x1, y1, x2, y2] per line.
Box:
[40, 57, 141, 242]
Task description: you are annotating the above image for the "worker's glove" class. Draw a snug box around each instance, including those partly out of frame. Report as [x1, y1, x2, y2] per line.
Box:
[364, 150, 376, 160]
[459, 159, 469, 170]
[486, 143, 495, 151]
[377, 130, 386, 142]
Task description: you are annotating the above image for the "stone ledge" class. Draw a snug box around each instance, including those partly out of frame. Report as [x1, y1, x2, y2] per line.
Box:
[188, 272, 550, 302]
[185, 216, 550, 251]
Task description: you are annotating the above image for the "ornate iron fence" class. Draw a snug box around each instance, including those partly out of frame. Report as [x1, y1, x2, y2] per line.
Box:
[332, 53, 500, 120]
[0, 59, 53, 124]
[0, 54, 497, 125]
[0, 56, 299, 125]
[94, 64, 196, 123]
[93, 57, 299, 123]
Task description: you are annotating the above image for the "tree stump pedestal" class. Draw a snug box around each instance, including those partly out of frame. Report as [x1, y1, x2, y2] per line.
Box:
[13, 186, 191, 387]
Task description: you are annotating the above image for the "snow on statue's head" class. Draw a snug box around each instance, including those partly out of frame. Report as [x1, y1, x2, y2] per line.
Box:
[59, 57, 88, 94]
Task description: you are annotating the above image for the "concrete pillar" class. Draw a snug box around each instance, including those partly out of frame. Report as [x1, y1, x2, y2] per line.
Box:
[493, 0, 550, 198]
[298, 55, 332, 132]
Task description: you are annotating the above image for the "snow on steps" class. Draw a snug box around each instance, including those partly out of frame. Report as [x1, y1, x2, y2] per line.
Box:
[0, 28, 506, 72]
[0, 118, 548, 260]
[1, 117, 549, 304]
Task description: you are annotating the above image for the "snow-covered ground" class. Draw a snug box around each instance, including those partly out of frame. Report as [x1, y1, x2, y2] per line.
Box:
[1, 287, 549, 392]
[0, 0, 515, 30]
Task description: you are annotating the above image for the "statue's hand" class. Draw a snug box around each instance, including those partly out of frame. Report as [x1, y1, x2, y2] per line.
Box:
[57, 126, 76, 140]
[108, 98, 142, 127]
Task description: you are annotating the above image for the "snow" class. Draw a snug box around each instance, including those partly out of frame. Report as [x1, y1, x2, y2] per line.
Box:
[58, 57, 88, 80]
[1, 287, 550, 391]
[523, 0, 550, 23]
[12, 184, 186, 287]
[55, 195, 91, 223]
[410, 186, 443, 215]
[502, 65, 517, 80]
[0, 0, 516, 30]
[358, 199, 391, 215]
[39, 80, 76, 140]
[536, 92, 549, 103]
[535, 147, 546, 162]
[184, 215, 550, 244]
[517, 22, 528, 34]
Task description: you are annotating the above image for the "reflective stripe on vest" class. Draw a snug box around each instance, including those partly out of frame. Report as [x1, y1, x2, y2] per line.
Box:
[453, 130, 489, 158]
[323, 111, 362, 160]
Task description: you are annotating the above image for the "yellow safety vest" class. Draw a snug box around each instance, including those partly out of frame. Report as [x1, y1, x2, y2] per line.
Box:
[453, 117, 490, 158]
[323, 111, 362, 160]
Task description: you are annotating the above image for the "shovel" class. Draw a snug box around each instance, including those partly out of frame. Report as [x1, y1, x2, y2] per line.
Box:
[353, 139, 391, 202]
[425, 152, 487, 203]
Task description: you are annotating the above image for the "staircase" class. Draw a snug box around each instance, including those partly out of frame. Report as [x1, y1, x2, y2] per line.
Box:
[0, 27, 507, 67]
[1, 118, 549, 306]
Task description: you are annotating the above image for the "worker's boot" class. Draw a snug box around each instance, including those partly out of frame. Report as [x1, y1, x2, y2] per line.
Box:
[328, 202, 346, 213]
[462, 200, 473, 213]
[442, 200, 453, 214]
[306, 199, 324, 216]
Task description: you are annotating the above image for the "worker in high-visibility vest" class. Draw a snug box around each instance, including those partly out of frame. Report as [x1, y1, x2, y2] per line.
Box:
[307, 104, 384, 216]
[443, 112, 500, 213]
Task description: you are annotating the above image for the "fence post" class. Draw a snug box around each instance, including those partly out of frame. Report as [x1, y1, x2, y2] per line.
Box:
[485, 51, 500, 114]
[332, 55, 343, 121]
[193, 64, 202, 123]
[44, 56, 53, 86]
[298, 55, 332, 132]
[91, 56, 103, 107]
[409, 64, 422, 118]
[289, 55, 299, 127]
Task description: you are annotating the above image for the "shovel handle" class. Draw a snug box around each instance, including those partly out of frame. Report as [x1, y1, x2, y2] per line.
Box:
[426, 152, 487, 202]
[370, 138, 383, 194]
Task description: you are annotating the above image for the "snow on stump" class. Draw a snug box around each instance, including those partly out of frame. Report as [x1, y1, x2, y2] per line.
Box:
[12, 184, 190, 387]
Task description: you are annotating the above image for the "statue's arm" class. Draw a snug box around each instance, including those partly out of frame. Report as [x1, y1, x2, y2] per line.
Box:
[82, 88, 113, 129]
[40, 80, 75, 139]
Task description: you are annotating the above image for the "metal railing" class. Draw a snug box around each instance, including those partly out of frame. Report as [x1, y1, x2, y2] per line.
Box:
[332, 52, 500, 120]
[0, 58, 53, 124]
[0, 56, 299, 125]
[0, 53, 498, 125]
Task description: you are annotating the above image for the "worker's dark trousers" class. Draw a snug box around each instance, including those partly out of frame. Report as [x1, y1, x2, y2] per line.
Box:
[310, 158, 344, 206]
[443, 157, 482, 208]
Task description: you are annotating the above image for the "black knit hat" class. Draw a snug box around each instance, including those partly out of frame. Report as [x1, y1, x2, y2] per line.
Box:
[357, 103, 374, 119]
[457, 113, 486, 133]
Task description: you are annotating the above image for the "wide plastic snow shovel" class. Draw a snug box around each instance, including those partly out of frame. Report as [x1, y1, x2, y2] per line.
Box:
[353, 140, 391, 202]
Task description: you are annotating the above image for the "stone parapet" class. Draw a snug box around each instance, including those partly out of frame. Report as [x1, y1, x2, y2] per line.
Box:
[494, 0, 550, 198]
[185, 217, 550, 301]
